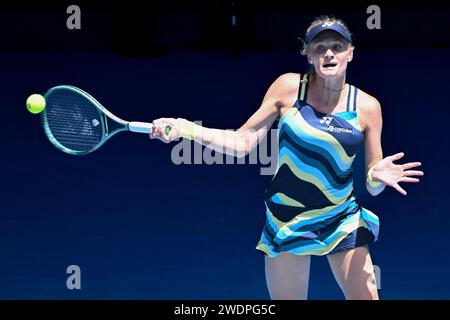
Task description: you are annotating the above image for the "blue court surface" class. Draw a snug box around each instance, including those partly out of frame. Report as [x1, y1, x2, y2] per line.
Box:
[0, 46, 448, 299]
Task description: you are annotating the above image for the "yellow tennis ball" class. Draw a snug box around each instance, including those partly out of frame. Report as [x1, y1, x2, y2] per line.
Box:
[26, 94, 46, 114]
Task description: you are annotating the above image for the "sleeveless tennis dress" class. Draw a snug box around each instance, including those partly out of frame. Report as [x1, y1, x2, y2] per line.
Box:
[256, 74, 380, 257]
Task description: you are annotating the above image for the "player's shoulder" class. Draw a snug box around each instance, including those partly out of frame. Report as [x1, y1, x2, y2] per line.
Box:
[270, 72, 301, 94]
[275, 72, 301, 84]
[354, 86, 382, 114]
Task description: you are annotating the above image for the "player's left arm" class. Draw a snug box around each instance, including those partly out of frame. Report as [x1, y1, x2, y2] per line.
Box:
[360, 95, 386, 196]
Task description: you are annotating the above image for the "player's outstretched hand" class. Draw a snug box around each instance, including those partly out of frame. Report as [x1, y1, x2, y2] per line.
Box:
[371, 152, 424, 196]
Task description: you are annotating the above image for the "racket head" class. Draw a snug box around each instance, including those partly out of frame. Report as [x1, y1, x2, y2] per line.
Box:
[41, 85, 123, 155]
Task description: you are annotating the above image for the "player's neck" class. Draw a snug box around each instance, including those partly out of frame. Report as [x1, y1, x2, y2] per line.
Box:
[309, 73, 347, 109]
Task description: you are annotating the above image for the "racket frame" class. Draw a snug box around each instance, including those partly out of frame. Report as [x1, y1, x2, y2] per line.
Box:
[41, 85, 154, 155]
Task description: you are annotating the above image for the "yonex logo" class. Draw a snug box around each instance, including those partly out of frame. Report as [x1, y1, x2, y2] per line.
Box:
[320, 116, 333, 125]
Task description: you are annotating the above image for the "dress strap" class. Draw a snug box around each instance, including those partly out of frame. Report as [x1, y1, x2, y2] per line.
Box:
[352, 87, 358, 112]
[346, 85, 358, 112]
[298, 73, 309, 101]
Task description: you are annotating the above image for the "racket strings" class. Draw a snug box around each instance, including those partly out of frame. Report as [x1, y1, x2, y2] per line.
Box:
[45, 90, 105, 152]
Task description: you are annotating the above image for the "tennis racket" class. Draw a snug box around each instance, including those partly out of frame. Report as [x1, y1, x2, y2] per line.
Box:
[40, 85, 171, 155]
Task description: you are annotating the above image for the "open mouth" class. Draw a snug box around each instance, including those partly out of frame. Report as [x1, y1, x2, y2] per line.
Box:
[323, 63, 337, 68]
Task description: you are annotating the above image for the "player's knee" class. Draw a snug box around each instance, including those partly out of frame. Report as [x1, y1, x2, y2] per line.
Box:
[345, 281, 379, 300]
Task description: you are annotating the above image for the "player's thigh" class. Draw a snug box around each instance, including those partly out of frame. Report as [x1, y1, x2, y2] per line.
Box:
[264, 252, 311, 300]
[327, 246, 379, 300]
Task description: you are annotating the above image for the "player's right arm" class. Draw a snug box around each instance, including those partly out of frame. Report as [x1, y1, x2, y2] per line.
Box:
[150, 73, 299, 157]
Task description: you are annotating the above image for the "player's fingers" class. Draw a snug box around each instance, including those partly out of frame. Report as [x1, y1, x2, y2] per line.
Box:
[399, 177, 420, 183]
[393, 182, 407, 195]
[149, 118, 178, 142]
[154, 121, 165, 136]
[150, 121, 164, 139]
[403, 170, 424, 177]
[389, 152, 405, 161]
[401, 162, 422, 170]
[149, 124, 156, 139]
[150, 120, 159, 134]
[154, 124, 172, 142]
[156, 118, 174, 132]
[150, 127, 160, 138]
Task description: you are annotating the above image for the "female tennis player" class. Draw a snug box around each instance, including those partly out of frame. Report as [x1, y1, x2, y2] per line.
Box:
[149, 16, 424, 300]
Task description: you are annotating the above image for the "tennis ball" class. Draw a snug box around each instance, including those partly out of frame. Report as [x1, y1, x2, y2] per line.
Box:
[26, 94, 46, 114]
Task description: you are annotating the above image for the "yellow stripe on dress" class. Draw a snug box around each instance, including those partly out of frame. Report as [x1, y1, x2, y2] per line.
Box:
[271, 192, 306, 207]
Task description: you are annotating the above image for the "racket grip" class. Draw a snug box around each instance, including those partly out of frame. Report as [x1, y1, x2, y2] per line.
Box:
[129, 121, 172, 135]
[128, 121, 153, 134]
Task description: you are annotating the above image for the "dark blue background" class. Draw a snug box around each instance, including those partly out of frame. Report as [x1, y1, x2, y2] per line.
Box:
[1, 1, 449, 299]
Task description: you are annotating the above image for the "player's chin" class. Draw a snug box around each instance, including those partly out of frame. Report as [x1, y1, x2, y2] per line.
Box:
[320, 69, 339, 77]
